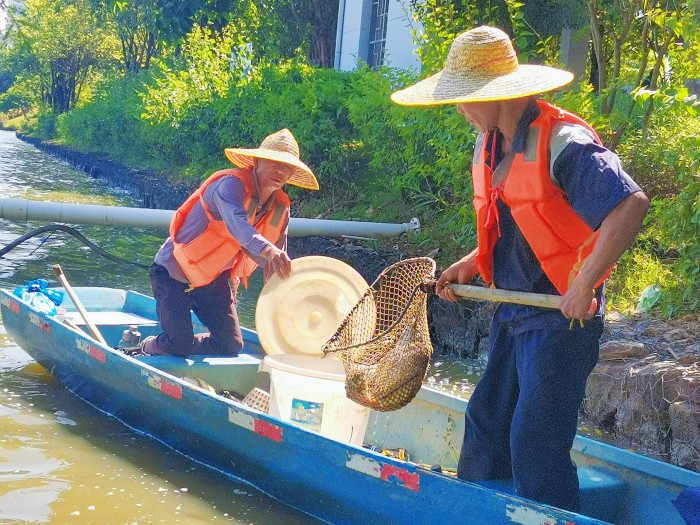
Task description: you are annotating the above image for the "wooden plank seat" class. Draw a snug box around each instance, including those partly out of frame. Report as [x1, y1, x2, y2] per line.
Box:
[135, 354, 261, 396]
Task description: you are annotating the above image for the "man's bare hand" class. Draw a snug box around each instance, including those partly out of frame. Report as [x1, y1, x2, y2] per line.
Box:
[261, 244, 292, 279]
[436, 249, 479, 302]
[560, 279, 597, 321]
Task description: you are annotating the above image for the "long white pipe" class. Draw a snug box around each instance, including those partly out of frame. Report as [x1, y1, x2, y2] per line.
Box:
[0, 198, 420, 238]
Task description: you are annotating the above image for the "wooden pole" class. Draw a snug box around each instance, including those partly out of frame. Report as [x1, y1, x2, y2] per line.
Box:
[446, 283, 562, 309]
[52, 264, 108, 345]
[422, 281, 561, 310]
[63, 317, 91, 338]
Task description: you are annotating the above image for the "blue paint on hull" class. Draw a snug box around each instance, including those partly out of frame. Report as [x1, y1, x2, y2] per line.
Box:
[1, 287, 698, 525]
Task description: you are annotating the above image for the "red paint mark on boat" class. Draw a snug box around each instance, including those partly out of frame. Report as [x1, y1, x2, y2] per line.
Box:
[77, 339, 106, 363]
[28, 312, 51, 332]
[254, 420, 283, 441]
[0, 296, 21, 313]
[160, 380, 183, 399]
[380, 464, 420, 492]
[88, 345, 106, 363]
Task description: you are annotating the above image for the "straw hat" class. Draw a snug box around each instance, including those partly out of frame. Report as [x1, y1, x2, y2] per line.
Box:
[391, 26, 574, 106]
[225, 128, 319, 190]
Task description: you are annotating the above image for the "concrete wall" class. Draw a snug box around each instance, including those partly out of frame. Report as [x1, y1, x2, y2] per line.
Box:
[335, 0, 422, 71]
[384, 1, 421, 70]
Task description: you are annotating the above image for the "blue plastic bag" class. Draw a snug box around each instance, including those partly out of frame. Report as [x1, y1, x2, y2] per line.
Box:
[13, 279, 65, 317]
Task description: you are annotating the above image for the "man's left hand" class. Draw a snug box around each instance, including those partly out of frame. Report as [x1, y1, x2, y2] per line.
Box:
[560, 280, 597, 322]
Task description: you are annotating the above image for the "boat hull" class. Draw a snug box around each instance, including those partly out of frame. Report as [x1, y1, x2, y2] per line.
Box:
[1, 287, 697, 525]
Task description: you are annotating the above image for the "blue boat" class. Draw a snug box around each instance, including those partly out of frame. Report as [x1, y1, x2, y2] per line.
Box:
[1, 286, 698, 525]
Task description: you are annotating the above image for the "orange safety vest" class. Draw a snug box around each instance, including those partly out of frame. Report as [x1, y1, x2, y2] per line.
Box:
[171, 168, 290, 288]
[473, 100, 613, 295]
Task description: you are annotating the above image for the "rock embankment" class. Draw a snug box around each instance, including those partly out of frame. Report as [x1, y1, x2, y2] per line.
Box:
[17, 133, 195, 210]
[16, 132, 700, 473]
[585, 315, 700, 471]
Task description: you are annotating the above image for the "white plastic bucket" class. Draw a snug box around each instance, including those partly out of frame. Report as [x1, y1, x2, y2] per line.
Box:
[262, 354, 371, 446]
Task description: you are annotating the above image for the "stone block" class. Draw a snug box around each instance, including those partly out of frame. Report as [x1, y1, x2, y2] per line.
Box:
[670, 400, 700, 471]
[600, 340, 649, 360]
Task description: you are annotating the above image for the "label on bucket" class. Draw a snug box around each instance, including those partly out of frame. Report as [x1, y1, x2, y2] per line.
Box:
[290, 398, 323, 432]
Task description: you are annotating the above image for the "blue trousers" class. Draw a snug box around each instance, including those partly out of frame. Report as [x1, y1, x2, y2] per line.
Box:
[457, 316, 602, 512]
[142, 263, 244, 357]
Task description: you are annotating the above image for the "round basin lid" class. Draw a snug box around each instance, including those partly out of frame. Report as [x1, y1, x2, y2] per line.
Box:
[255, 256, 368, 356]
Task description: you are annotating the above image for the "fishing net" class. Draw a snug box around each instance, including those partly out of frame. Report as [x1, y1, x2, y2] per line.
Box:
[323, 257, 436, 412]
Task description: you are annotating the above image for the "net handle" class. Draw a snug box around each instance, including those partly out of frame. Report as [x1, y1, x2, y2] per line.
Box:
[421, 280, 562, 310]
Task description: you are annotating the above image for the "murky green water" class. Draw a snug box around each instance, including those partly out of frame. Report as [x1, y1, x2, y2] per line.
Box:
[0, 130, 318, 524]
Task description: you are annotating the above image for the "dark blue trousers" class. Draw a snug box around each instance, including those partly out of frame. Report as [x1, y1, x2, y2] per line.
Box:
[142, 263, 244, 357]
[457, 316, 602, 512]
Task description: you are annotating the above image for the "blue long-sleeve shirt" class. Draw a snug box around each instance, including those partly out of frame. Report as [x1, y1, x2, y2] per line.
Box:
[154, 175, 288, 283]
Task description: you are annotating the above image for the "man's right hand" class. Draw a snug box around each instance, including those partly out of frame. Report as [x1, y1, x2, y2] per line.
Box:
[261, 244, 292, 280]
[435, 249, 479, 302]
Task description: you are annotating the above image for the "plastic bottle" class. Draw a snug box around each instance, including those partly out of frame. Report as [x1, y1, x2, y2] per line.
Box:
[118, 325, 141, 347]
[636, 284, 661, 313]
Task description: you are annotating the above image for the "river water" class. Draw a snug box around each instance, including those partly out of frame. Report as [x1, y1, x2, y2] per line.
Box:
[0, 130, 322, 525]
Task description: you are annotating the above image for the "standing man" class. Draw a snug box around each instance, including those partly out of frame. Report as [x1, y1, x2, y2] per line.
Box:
[391, 26, 649, 512]
[139, 128, 318, 357]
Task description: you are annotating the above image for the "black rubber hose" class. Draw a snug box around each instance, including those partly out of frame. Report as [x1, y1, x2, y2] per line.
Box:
[0, 224, 151, 269]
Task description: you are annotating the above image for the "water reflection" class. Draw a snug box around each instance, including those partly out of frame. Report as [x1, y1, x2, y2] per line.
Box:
[426, 357, 483, 400]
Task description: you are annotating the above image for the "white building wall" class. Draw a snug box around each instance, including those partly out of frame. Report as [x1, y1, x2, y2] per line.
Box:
[336, 0, 365, 71]
[335, 0, 422, 72]
[384, 1, 421, 71]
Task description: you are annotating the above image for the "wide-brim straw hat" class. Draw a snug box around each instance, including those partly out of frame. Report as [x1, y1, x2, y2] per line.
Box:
[225, 128, 319, 190]
[391, 26, 574, 106]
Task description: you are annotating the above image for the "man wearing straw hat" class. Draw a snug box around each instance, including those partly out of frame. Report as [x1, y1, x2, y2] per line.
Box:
[392, 26, 649, 512]
[137, 128, 318, 357]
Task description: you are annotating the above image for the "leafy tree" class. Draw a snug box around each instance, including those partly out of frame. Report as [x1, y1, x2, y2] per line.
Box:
[83, 0, 338, 73]
[89, 0, 243, 74]
[5, 0, 119, 113]
[0, 43, 13, 92]
[408, 0, 582, 71]
[587, 0, 698, 147]
[409, 0, 510, 72]
[522, 0, 587, 34]
[273, 0, 339, 67]
[140, 23, 246, 126]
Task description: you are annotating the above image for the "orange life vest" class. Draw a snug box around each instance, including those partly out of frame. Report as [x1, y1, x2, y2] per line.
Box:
[171, 168, 290, 288]
[473, 100, 613, 295]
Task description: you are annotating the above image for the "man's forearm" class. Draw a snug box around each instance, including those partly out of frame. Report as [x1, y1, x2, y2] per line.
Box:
[576, 191, 650, 289]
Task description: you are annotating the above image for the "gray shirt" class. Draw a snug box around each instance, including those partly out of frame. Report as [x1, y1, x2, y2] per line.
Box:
[154, 175, 288, 283]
